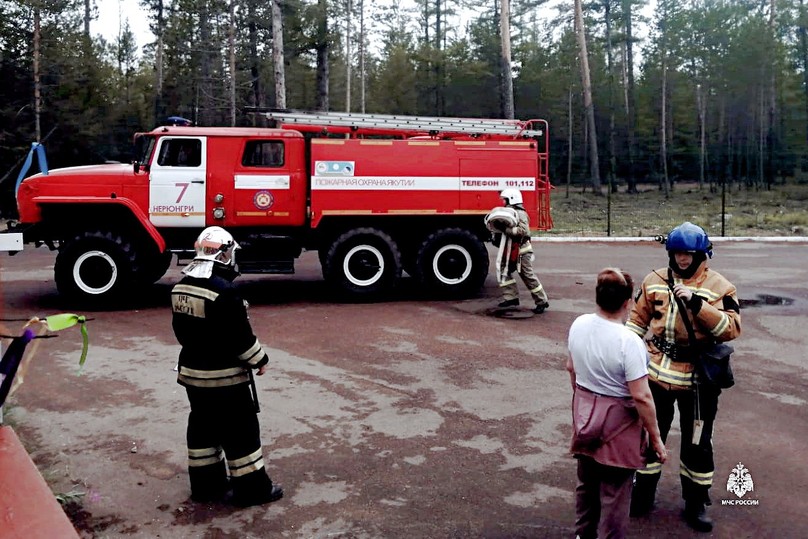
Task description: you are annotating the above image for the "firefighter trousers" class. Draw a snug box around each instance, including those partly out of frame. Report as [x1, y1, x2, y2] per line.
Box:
[634, 381, 721, 505]
[185, 384, 274, 503]
[500, 251, 549, 306]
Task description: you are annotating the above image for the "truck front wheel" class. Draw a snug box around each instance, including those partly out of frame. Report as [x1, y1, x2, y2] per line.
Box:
[414, 228, 489, 297]
[55, 231, 139, 305]
[324, 228, 401, 297]
[137, 250, 173, 284]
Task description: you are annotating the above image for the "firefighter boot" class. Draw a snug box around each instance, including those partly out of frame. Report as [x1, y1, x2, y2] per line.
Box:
[231, 469, 284, 508]
[498, 298, 519, 308]
[233, 485, 284, 508]
[683, 500, 714, 532]
[630, 473, 659, 517]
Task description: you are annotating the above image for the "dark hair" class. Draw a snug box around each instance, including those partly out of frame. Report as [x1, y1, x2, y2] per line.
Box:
[596, 268, 634, 313]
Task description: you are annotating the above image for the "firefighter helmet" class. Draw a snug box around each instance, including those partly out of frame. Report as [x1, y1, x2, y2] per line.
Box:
[183, 226, 240, 278]
[500, 188, 523, 206]
[665, 221, 712, 258]
[193, 226, 240, 266]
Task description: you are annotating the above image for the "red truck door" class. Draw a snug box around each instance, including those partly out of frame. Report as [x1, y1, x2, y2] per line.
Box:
[148, 137, 207, 228]
[219, 136, 307, 228]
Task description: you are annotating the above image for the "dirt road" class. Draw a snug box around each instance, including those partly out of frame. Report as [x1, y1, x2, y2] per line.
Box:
[1, 241, 806, 538]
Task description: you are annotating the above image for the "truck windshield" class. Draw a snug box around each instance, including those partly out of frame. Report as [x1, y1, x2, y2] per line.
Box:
[133, 135, 156, 165]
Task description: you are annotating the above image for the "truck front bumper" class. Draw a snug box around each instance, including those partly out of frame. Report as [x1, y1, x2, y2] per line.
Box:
[0, 233, 23, 252]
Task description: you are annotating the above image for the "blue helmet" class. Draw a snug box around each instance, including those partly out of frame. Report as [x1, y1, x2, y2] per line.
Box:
[665, 222, 712, 258]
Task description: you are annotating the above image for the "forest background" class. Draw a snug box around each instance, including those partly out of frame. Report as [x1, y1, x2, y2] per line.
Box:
[1, 0, 808, 237]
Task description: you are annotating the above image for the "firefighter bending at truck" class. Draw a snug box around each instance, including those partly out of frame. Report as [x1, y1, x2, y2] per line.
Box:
[171, 226, 284, 507]
[627, 222, 741, 533]
[494, 188, 550, 314]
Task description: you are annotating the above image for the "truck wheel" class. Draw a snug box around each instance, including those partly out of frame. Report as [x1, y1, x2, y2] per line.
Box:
[55, 231, 139, 304]
[324, 228, 401, 297]
[414, 228, 489, 297]
[137, 251, 173, 284]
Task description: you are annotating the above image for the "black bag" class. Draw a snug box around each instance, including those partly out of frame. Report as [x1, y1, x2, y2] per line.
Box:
[697, 343, 735, 388]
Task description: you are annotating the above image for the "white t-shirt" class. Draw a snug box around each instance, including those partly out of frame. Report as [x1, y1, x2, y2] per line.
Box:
[568, 313, 649, 398]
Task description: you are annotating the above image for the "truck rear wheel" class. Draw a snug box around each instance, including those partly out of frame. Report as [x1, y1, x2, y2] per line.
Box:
[414, 228, 489, 297]
[55, 231, 139, 305]
[324, 228, 401, 297]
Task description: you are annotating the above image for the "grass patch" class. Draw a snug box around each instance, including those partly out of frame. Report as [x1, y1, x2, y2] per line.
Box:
[548, 181, 808, 236]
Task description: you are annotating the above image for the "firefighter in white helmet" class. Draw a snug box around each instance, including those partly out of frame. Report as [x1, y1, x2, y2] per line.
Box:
[170, 226, 283, 507]
[495, 188, 550, 313]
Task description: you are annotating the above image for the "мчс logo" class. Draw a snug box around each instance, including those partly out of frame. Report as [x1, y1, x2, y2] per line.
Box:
[727, 462, 754, 498]
[721, 462, 758, 506]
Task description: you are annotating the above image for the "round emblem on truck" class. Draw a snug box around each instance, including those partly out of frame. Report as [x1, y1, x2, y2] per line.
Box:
[254, 190, 274, 210]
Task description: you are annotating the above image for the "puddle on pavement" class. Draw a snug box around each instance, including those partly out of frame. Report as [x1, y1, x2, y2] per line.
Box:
[740, 294, 794, 308]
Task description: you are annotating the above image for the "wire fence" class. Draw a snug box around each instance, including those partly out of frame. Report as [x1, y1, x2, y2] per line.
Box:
[546, 180, 808, 238]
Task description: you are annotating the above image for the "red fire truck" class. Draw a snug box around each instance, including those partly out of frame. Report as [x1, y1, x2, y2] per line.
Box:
[7, 110, 552, 304]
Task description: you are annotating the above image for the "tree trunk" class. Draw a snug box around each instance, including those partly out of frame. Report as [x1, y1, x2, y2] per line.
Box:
[661, 54, 669, 196]
[199, 3, 213, 125]
[272, 0, 286, 109]
[697, 84, 706, 190]
[154, 0, 165, 125]
[574, 0, 601, 193]
[435, 0, 444, 115]
[316, 0, 330, 111]
[621, 0, 637, 193]
[604, 0, 616, 193]
[800, 0, 808, 156]
[500, 0, 514, 119]
[759, 86, 765, 187]
[34, 5, 41, 142]
[659, 2, 669, 196]
[567, 88, 573, 199]
[359, 0, 365, 113]
[346, 0, 352, 112]
[84, 0, 91, 36]
[767, 0, 776, 186]
[228, 0, 236, 126]
[248, 11, 262, 119]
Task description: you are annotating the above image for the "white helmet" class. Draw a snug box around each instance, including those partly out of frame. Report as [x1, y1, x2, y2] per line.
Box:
[500, 188, 523, 206]
[182, 226, 240, 277]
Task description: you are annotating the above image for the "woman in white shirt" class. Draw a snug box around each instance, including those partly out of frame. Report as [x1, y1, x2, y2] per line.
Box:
[567, 268, 667, 539]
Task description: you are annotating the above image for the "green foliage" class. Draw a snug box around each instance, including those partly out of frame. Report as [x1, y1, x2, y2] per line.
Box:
[551, 180, 808, 236]
[2, 0, 808, 230]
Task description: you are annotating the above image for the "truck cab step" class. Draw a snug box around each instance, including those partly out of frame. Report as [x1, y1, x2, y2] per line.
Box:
[237, 259, 295, 274]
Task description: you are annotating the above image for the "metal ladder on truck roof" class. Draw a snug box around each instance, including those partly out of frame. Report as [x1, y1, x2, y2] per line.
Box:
[258, 109, 546, 139]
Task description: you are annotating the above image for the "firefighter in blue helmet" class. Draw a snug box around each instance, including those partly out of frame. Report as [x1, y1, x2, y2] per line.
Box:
[496, 188, 550, 314]
[171, 226, 283, 507]
[627, 222, 741, 532]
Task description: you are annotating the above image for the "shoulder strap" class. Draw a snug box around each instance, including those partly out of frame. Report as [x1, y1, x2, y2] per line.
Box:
[667, 268, 698, 348]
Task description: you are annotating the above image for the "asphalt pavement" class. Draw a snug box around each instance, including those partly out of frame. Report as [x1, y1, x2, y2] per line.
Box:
[1, 241, 806, 538]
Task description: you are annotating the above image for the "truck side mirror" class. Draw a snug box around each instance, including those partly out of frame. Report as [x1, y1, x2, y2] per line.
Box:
[133, 162, 150, 174]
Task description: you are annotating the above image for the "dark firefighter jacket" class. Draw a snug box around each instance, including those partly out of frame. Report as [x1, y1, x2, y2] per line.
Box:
[171, 273, 269, 388]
